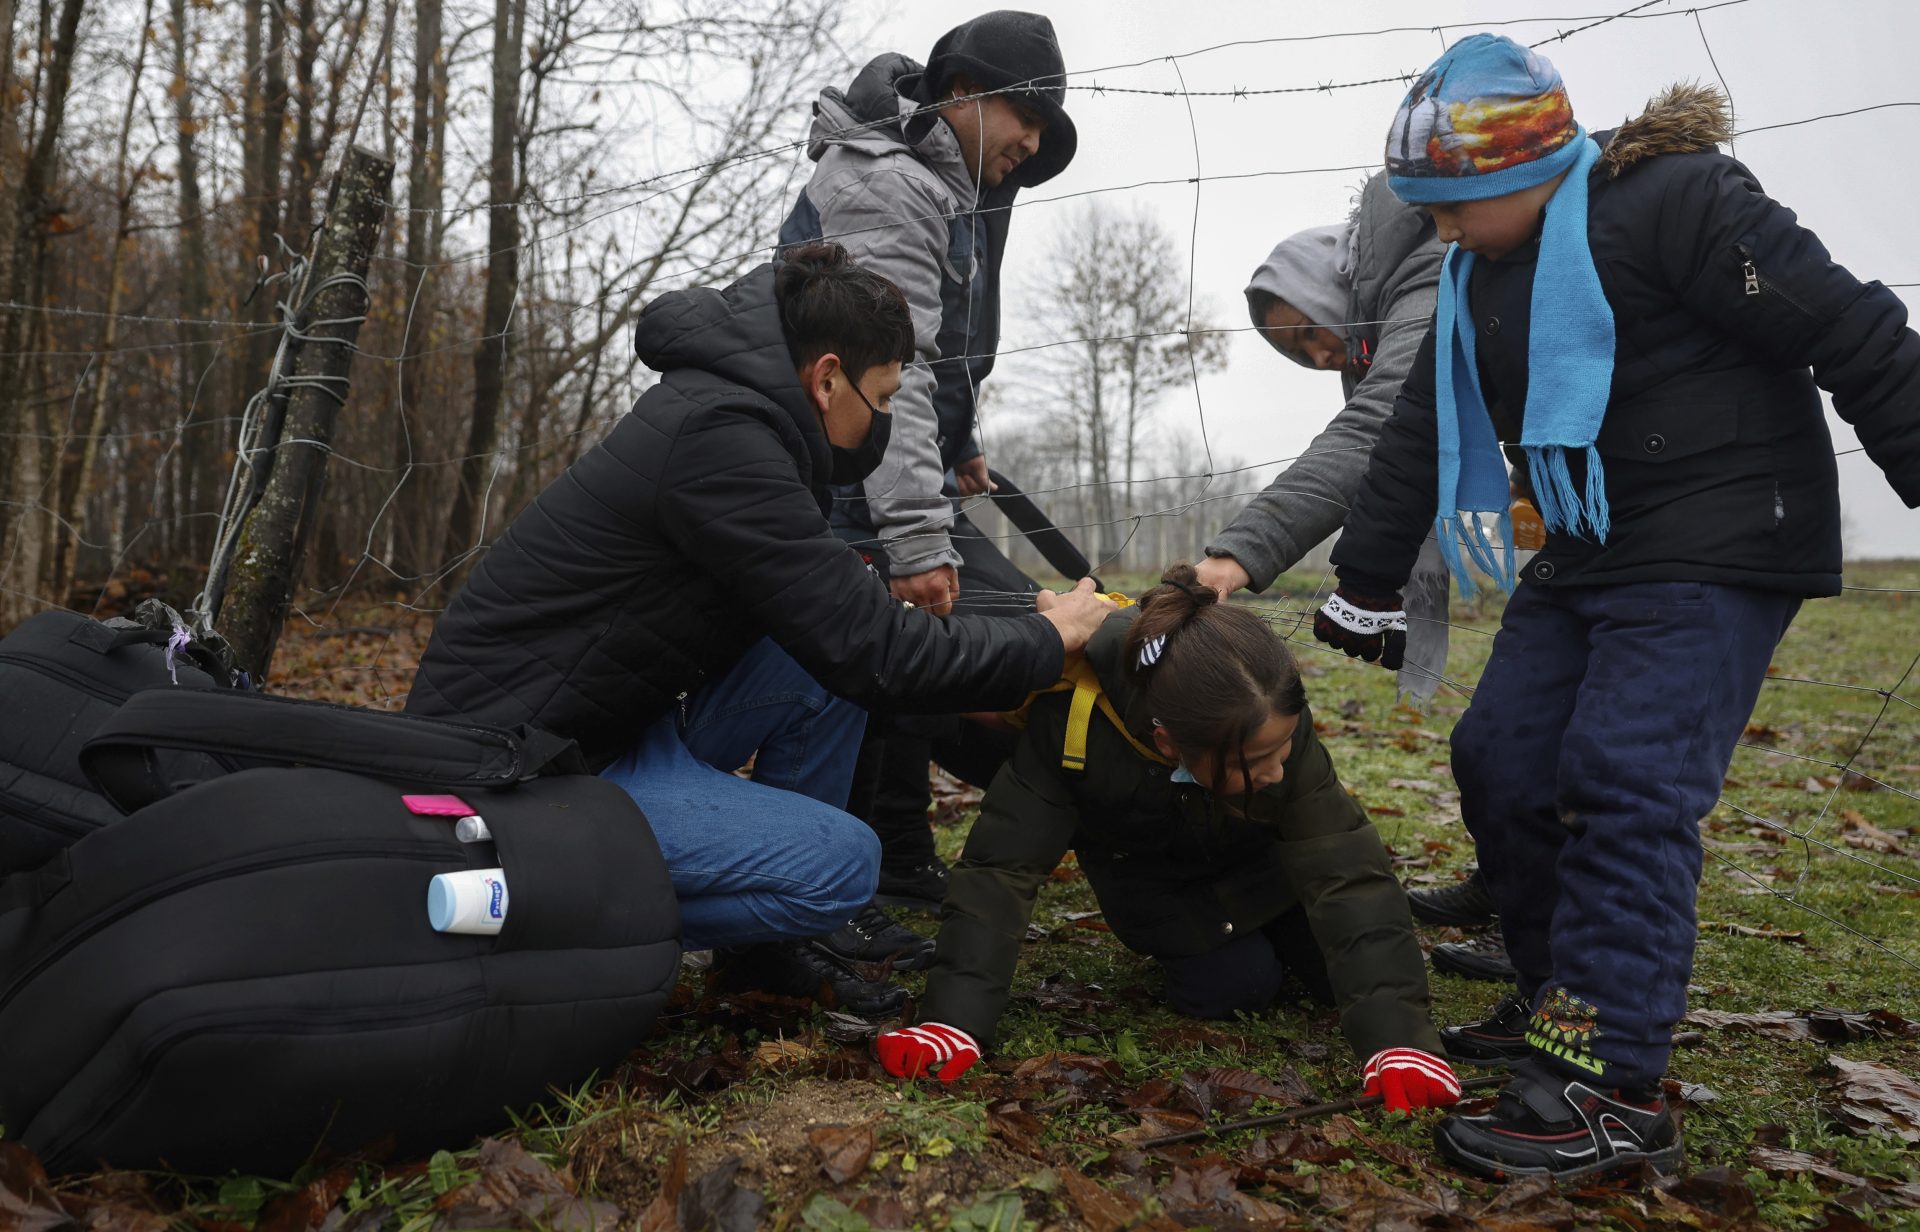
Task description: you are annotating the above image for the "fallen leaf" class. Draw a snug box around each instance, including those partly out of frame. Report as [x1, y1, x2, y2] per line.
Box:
[0, 1144, 67, 1232]
[677, 1158, 764, 1232]
[638, 1145, 687, 1232]
[1747, 1145, 1867, 1188]
[1012, 1052, 1125, 1086]
[1821, 1055, 1920, 1142]
[1473, 1174, 1576, 1231]
[1839, 810, 1910, 856]
[1654, 1166, 1759, 1222]
[987, 1102, 1047, 1158]
[1061, 1168, 1137, 1232]
[1113, 1107, 1204, 1145]
[820, 1012, 883, 1044]
[806, 1124, 874, 1184]
[1682, 1008, 1920, 1043]
[255, 1167, 355, 1232]
[850, 1193, 909, 1229]
[1701, 920, 1805, 942]
[752, 1038, 812, 1070]
[438, 1138, 623, 1231]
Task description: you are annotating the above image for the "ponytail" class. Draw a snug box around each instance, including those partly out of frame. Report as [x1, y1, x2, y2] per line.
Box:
[1125, 562, 1306, 768]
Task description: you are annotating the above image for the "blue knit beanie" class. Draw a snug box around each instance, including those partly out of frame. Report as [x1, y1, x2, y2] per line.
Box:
[1386, 34, 1582, 204]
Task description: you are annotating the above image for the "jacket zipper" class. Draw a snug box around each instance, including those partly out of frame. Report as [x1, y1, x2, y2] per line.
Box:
[37, 986, 490, 1162]
[0, 838, 451, 1018]
[1733, 242, 1819, 321]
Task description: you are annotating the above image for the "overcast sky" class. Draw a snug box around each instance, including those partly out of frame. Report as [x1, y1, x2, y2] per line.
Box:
[864, 0, 1920, 558]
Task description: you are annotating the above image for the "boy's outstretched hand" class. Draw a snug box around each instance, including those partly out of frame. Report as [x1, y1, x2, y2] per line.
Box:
[1313, 586, 1408, 670]
[1363, 1047, 1462, 1112]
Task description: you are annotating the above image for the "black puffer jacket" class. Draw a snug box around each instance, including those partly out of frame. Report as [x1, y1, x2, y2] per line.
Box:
[406, 263, 1064, 767]
[1332, 86, 1920, 596]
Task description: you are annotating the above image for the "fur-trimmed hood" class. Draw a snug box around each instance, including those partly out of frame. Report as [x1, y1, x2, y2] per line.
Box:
[1599, 82, 1732, 176]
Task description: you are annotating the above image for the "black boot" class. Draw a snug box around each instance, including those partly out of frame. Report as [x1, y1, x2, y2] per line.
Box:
[1439, 990, 1535, 1067]
[874, 857, 949, 914]
[1435, 1059, 1681, 1181]
[1431, 934, 1518, 983]
[1406, 867, 1498, 928]
[714, 939, 908, 1017]
[811, 903, 936, 972]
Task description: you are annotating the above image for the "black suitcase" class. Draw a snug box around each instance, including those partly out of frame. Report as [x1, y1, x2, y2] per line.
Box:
[0, 604, 242, 874]
[0, 687, 681, 1176]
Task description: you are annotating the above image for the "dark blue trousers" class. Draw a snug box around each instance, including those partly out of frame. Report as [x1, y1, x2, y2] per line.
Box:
[1451, 580, 1799, 1088]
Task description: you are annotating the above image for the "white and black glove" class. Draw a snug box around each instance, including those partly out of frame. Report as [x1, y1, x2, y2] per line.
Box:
[1314, 586, 1408, 670]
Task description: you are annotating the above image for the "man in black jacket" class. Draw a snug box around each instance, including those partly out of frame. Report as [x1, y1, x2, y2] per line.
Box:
[407, 244, 1113, 1013]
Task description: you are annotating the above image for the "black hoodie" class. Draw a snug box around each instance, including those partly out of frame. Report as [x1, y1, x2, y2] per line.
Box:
[406, 263, 1064, 768]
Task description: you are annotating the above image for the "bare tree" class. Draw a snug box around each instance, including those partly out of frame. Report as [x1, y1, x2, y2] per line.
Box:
[1024, 202, 1230, 566]
[441, 0, 526, 567]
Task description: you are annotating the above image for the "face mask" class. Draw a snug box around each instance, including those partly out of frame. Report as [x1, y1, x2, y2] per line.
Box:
[827, 379, 893, 484]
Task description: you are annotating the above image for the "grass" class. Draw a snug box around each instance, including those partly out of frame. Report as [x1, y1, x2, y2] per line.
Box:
[19, 562, 1920, 1231]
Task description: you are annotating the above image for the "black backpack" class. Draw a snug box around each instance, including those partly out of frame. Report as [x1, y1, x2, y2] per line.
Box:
[0, 603, 243, 874]
[0, 687, 681, 1176]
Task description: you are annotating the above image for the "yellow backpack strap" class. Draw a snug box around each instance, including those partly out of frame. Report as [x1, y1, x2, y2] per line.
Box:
[1060, 659, 1175, 771]
[1062, 664, 1098, 771]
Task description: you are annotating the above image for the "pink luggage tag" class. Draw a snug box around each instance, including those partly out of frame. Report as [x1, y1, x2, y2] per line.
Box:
[403, 793, 493, 842]
[403, 794, 476, 817]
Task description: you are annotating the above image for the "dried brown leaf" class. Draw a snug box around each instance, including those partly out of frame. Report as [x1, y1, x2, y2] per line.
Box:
[1061, 1168, 1139, 1232]
[1747, 1146, 1868, 1188]
[1821, 1055, 1920, 1142]
[806, 1124, 874, 1184]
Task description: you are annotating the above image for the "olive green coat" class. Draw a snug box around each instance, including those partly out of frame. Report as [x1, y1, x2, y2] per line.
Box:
[919, 610, 1443, 1060]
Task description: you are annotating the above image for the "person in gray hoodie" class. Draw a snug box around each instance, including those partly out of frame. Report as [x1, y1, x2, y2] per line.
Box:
[1198, 176, 1516, 985]
[778, 12, 1078, 914]
[1196, 174, 1454, 705]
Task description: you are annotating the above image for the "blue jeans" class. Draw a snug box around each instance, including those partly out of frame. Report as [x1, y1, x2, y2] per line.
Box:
[1451, 580, 1799, 1087]
[600, 638, 877, 950]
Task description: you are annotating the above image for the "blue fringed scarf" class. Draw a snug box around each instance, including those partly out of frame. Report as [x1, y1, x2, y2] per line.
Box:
[1432, 133, 1615, 597]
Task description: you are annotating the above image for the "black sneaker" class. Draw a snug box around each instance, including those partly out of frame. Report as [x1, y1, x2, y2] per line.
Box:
[1431, 935, 1518, 983]
[1440, 991, 1534, 1067]
[714, 940, 908, 1018]
[811, 904, 935, 972]
[1435, 1060, 1682, 1182]
[1407, 868, 1498, 928]
[874, 858, 949, 914]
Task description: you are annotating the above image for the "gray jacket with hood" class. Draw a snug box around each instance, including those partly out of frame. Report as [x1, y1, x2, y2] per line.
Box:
[1206, 173, 1445, 588]
[780, 56, 1013, 577]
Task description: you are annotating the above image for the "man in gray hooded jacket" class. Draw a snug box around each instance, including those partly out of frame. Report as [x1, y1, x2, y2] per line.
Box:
[778, 11, 1078, 912]
[1197, 174, 1516, 984]
[1196, 173, 1454, 703]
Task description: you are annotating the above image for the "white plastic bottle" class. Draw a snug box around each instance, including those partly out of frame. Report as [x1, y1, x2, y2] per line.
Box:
[427, 868, 509, 935]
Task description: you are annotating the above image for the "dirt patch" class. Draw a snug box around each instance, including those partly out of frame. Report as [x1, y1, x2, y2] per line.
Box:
[571, 1078, 1073, 1227]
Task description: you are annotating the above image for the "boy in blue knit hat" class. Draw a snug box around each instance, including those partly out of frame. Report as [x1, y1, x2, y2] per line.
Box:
[1315, 34, 1920, 1182]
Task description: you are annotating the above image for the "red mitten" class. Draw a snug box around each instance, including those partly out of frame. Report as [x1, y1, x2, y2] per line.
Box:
[876, 1023, 980, 1083]
[1363, 1047, 1461, 1112]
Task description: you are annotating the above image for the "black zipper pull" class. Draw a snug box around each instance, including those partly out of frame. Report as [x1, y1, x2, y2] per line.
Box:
[1735, 242, 1760, 297]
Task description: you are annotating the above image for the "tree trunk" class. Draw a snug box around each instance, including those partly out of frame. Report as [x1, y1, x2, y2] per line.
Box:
[50, 0, 152, 601]
[442, 0, 523, 567]
[243, 0, 289, 403]
[168, 0, 219, 562]
[219, 146, 394, 680]
[0, 0, 84, 598]
[388, 0, 442, 587]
